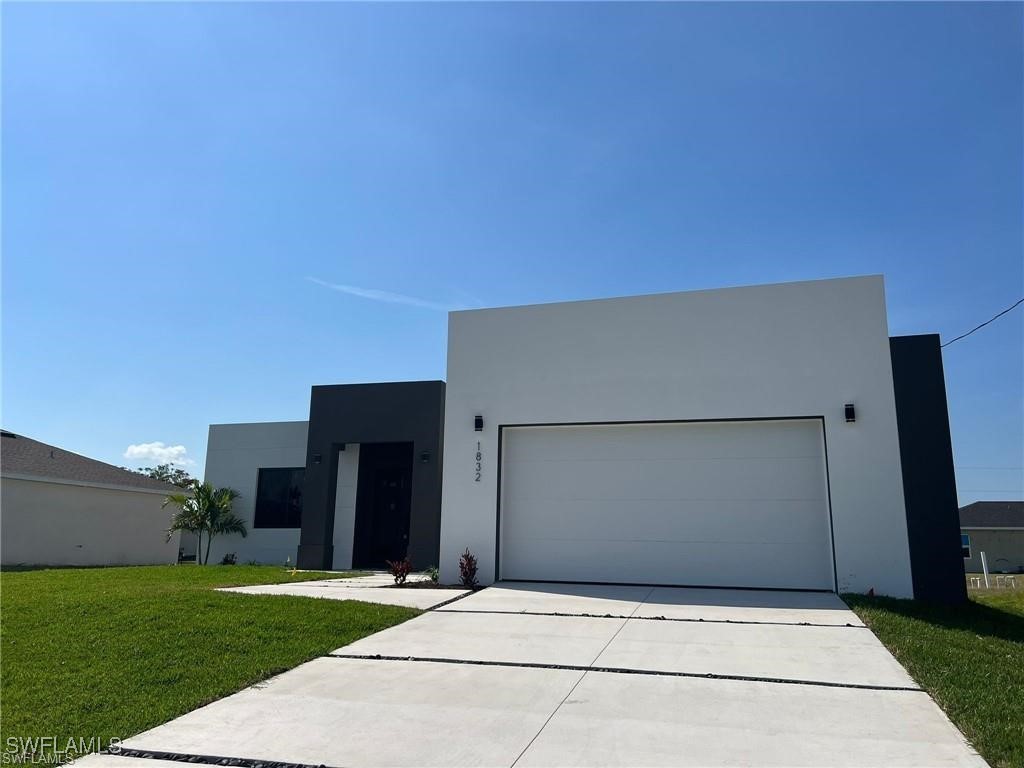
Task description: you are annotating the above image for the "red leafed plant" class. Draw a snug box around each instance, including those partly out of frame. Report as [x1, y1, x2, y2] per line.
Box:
[459, 548, 479, 588]
[385, 556, 412, 585]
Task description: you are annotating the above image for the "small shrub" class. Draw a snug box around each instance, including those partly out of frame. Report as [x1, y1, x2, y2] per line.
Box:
[220, 553, 237, 565]
[386, 557, 412, 584]
[425, 565, 439, 584]
[459, 548, 478, 588]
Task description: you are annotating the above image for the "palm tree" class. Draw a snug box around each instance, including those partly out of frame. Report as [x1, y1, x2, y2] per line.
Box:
[202, 486, 246, 564]
[165, 482, 246, 564]
[165, 487, 205, 559]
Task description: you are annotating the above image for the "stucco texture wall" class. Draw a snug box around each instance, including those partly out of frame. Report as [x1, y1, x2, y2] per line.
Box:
[203, 421, 308, 566]
[1, 477, 180, 566]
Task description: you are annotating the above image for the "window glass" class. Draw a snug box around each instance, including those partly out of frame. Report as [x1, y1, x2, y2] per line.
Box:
[254, 468, 304, 528]
[960, 533, 971, 559]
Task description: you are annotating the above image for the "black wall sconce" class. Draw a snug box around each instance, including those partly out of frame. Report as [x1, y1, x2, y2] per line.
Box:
[420, 451, 431, 464]
[312, 453, 323, 465]
[844, 403, 856, 423]
[474, 414, 484, 432]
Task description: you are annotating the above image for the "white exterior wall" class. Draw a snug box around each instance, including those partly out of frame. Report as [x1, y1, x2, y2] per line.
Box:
[439, 275, 914, 597]
[0, 476, 181, 566]
[332, 445, 360, 570]
[204, 421, 309, 566]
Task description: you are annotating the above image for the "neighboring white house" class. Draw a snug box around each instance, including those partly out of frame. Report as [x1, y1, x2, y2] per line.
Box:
[439, 275, 917, 596]
[0, 431, 182, 567]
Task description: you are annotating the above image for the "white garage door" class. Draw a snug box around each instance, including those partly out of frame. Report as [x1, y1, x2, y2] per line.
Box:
[499, 420, 834, 590]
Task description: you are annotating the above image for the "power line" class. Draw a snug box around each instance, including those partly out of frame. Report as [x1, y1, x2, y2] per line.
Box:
[941, 297, 1024, 347]
[956, 466, 1024, 470]
[957, 489, 1024, 492]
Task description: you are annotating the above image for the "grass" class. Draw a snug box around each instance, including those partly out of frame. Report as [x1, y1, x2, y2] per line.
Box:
[845, 589, 1024, 768]
[0, 565, 419, 762]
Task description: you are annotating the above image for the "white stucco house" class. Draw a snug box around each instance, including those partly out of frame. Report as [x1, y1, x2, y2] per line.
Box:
[437, 275, 963, 599]
[0, 431, 182, 567]
[203, 276, 966, 601]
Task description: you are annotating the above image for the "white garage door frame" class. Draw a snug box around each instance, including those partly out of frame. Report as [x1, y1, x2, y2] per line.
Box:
[494, 416, 839, 593]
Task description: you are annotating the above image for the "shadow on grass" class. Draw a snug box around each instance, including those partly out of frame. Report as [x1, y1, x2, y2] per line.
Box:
[844, 594, 1024, 644]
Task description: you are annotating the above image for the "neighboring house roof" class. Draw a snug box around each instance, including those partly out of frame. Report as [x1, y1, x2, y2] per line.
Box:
[959, 501, 1024, 529]
[0, 430, 181, 493]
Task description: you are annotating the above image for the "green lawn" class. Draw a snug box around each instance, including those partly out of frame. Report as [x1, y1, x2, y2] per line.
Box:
[0, 565, 419, 762]
[845, 589, 1024, 768]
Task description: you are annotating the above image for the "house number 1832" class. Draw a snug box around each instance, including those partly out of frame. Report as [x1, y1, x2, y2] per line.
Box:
[474, 441, 482, 482]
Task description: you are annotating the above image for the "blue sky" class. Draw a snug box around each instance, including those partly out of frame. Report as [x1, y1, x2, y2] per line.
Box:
[3, 2, 1021, 504]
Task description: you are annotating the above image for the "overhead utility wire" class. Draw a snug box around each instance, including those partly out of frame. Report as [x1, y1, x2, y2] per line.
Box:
[941, 297, 1024, 348]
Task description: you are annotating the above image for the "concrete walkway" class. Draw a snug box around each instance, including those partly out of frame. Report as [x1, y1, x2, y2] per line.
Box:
[79, 582, 987, 767]
[218, 572, 469, 610]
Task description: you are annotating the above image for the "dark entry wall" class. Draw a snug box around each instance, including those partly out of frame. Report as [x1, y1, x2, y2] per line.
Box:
[889, 335, 967, 603]
[297, 381, 445, 570]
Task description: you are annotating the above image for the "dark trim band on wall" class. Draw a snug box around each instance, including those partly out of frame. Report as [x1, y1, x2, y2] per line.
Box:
[493, 426, 504, 584]
[494, 416, 839, 593]
[499, 415, 831, 428]
[298, 381, 445, 571]
[820, 423, 841, 593]
[889, 335, 967, 603]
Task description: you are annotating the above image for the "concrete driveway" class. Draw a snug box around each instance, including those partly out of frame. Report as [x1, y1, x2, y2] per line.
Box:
[80, 582, 986, 767]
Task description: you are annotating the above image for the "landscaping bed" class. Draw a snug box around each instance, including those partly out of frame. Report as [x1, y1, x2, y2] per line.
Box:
[845, 589, 1024, 768]
[0, 565, 419, 763]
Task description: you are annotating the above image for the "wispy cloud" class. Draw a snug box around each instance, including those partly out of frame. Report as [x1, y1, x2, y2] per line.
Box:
[450, 287, 488, 309]
[306, 277, 456, 312]
[124, 442, 195, 467]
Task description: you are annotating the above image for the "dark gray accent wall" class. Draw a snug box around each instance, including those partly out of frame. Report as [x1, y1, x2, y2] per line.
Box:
[889, 335, 967, 603]
[297, 381, 445, 570]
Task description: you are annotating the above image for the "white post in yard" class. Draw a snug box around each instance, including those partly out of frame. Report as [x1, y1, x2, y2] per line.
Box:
[980, 551, 990, 588]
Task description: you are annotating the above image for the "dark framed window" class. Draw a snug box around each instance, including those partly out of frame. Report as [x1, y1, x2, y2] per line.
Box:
[961, 533, 971, 559]
[254, 468, 305, 528]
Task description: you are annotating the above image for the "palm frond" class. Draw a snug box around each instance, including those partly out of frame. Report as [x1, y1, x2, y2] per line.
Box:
[212, 513, 248, 538]
[162, 492, 191, 510]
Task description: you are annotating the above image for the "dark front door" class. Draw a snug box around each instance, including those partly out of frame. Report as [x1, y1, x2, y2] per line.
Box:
[353, 442, 413, 568]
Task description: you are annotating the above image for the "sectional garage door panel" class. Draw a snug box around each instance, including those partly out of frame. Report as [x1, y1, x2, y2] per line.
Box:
[499, 420, 834, 590]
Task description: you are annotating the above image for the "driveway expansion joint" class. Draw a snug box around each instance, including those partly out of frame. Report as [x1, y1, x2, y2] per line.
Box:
[509, 586, 645, 767]
[327, 653, 925, 693]
[435, 607, 865, 628]
[425, 588, 478, 611]
[103, 747, 344, 768]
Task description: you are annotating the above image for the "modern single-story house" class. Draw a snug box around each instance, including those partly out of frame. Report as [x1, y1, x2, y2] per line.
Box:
[204, 275, 966, 600]
[960, 501, 1024, 574]
[203, 382, 444, 570]
[0, 431, 182, 566]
